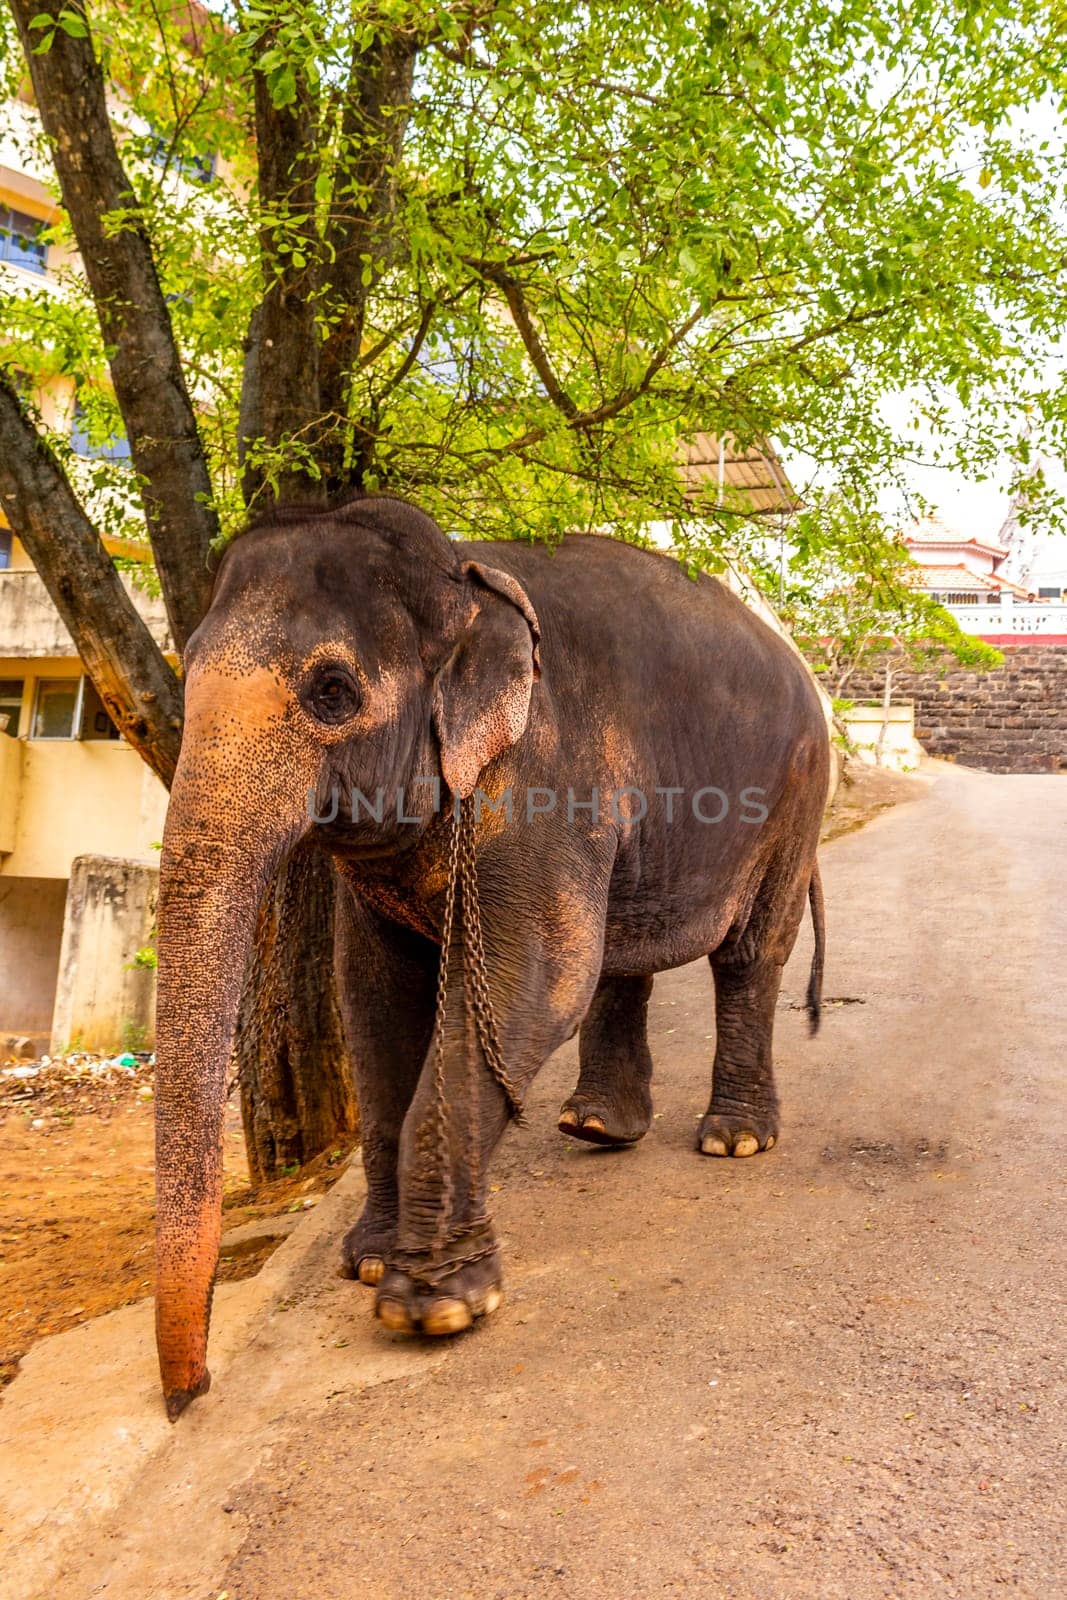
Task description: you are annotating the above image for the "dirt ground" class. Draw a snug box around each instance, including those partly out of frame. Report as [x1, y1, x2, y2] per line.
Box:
[820, 759, 924, 843]
[2, 761, 1062, 1600]
[0, 759, 919, 1392]
[0, 1069, 353, 1388]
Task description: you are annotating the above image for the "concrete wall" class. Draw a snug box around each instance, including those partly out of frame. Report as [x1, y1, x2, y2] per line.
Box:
[0, 874, 68, 1037]
[0, 567, 171, 658]
[50, 855, 158, 1053]
[848, 645, 1067, 774]
[840, 702, 923, 772]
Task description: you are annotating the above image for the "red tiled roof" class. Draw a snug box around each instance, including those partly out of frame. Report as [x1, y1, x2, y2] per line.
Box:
[908, 563, 1036, 600]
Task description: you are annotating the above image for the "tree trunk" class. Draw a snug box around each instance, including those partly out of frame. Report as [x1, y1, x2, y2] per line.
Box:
[233, 839, 359, 1183]
[9, 0, 218, 648]
[0, 374, 184, 785]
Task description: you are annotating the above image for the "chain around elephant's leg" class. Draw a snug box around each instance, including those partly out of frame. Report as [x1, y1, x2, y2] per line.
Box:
[377, 837, 612, 1336]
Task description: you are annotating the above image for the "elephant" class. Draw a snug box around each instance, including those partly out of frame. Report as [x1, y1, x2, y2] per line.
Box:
[154, 493, 829, 1419]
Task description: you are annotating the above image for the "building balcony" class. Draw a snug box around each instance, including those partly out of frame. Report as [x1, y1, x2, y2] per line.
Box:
[0, 729, 20, 854]
[0, 736, 167, 878]
[945, 598, 1067, 640]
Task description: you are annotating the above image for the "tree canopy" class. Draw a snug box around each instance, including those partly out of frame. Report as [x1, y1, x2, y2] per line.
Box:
[2, 0, 1065, 594]
[0, 0, 1060, 1172]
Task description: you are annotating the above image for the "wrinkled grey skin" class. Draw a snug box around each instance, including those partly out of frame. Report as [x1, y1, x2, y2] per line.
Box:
[154, 494, 828, 1419]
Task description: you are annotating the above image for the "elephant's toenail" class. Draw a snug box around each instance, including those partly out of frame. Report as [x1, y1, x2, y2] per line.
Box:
[584, 1115, 606, 1134]
[422, 1298, 474, 1336]
[732, 1133, 759, 1158]
[700, 1135, 728, 1156]
[765, 1135, 776, 1150]
[377, 1298, 414, 1333]
[470, 1285, 504, 1318]
[358, 1256, 385, 1286]
[558, 1108, 579, 1129]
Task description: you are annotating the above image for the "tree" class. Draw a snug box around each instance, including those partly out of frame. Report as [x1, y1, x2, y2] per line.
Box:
[0, 0, 1063, 1163]
[769, 493, 1003, 758]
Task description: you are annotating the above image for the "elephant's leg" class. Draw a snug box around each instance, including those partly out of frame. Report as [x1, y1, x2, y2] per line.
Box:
[334, 879, 438, 1285]
[698, 952, 783, 1157]
[376, 841, 610, 1336]
[698, 854, 814, 1158]
[559, 973, 654, 1146]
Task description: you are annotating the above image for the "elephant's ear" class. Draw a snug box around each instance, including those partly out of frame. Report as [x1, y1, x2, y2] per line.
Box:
[432, 562, 541, 800]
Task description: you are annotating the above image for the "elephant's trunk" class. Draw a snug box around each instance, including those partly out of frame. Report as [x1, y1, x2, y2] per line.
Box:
[154, 666, 313, 1419]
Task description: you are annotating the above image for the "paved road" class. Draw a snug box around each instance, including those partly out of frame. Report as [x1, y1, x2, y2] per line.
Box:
[9, 764, 1063, 1600]
[218, 765, 1065, 1600]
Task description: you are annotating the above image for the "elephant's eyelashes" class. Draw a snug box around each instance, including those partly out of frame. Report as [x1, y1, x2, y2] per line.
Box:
[302, 664, 362, 725]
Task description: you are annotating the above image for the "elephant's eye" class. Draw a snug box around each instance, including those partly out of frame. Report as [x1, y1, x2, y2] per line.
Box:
[303, 663, 361, 725]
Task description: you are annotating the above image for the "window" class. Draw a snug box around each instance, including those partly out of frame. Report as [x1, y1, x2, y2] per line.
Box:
[28, 676, 118, 741]
[0, 678, 23, 738]
[0, 528, 12, 569]
[0, 205, 47, 273]
[31, 678, 81, 739]
[70, 400, 132, 464]
[931, 591, 986, 606]
[148, 134, 216, 184]
[1038, 586, 1062, 600]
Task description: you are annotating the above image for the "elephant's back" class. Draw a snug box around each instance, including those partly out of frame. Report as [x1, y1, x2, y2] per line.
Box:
[460, 534, 824, 764]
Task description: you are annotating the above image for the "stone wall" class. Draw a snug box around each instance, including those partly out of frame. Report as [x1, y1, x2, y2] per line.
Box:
[846, 644, 1066, 774]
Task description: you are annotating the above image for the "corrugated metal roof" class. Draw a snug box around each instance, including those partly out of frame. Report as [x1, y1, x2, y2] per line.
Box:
[679, 433, 798, 517]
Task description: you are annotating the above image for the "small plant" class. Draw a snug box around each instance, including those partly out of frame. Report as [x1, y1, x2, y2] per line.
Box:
[129, 945, 158, 971]
[121, 1018, 150, 1053]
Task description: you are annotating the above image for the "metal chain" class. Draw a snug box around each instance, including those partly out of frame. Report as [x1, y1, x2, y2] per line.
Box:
[427, 801, 462, 1252]
[424, 795, 525, 1258]
[456, 806, 526, 1122]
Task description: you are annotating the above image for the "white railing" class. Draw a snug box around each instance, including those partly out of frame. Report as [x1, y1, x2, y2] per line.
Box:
[946, 600, 1067, 636]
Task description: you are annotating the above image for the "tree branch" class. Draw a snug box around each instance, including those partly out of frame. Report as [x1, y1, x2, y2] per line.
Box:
[486, 269, 578, 419]
[8, 0, 218, 648]
[372, 299, 436, 405]
[0, 373, 183, 787]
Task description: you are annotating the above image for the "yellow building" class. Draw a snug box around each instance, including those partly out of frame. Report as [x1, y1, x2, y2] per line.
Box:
[0, 530, 170, 1051]
[1, 93, 172, 1054]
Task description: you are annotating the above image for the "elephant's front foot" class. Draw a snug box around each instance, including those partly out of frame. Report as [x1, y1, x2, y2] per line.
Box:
[698, 1109, 778, 1158]
[339, 1209, 398, 1287]
[375, 1230, 504, 1337]
[558, 1087, 652, 1147]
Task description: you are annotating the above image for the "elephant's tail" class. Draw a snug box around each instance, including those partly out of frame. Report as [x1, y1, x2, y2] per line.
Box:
[805, 861, 825, 1036]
